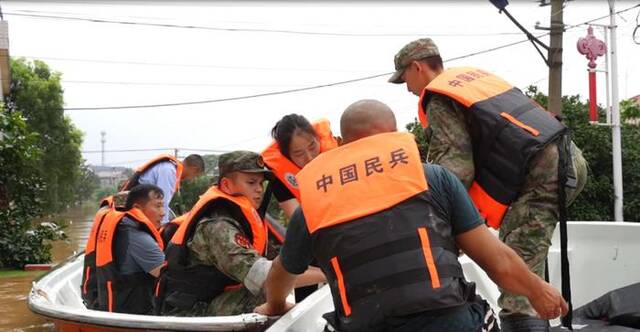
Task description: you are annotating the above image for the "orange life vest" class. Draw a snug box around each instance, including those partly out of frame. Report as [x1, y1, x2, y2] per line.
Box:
[95, 208, 164, 313]
[419, 67, 566, 228]
[297, 132, 466, 331]
[170, 186, 267, 254]
[155, 186, 267, 313]
[120, 154, 184, 192]
[261, 119, 339, 200]
[80, 205, 112, 309]
[299, 132, 428, 233]
[160, 214, 185, 247]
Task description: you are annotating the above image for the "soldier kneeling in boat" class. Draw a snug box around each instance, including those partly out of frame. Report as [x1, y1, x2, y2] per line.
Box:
[156, 151, 325, 316]
[82, 184, 166, 314]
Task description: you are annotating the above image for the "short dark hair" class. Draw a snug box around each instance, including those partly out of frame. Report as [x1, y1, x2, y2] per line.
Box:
[271, 114, 316, 159]
[184, 154, 205, 173]
[124, 184, 164, 210]
[418, 55, 443, 72]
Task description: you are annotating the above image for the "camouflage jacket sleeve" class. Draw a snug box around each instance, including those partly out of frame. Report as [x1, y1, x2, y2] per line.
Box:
[425, 94, 475, 189]
[187, 216, 263, 284]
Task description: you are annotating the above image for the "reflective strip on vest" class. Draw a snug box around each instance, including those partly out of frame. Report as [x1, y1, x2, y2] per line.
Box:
[95, 208, 164, 267]
[421, 66, 566, 229]
[298, 132, 427, 234]
[261, 119, 338, 201]
[170, 186, 267, 256]
[85, 207, 111, 255]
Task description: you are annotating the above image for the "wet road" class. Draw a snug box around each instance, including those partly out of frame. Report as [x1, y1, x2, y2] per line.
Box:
[0, 204, 95, 331]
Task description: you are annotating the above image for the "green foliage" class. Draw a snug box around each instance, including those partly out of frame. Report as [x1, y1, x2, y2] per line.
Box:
[169, 154, 220, 215]
[170, 176, 212, 216]
[405, 118, 429, 161]
[0, 111, 66, 268]
[525, 86, 640, 221]
[94, 186, 118, 203]
[8, 58, 86, 213]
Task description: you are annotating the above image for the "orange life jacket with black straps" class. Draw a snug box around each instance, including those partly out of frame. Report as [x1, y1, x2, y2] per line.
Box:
[94, 208, 164, 314]
[159, 214, 185, 247]
[80, 204, 112, 310]
[297, 132, 468, 332]
[419, 67, 566, 229]
[261, 119, 339, 200]
[154, 186, 267, 313]
[120, 154, 184, 192]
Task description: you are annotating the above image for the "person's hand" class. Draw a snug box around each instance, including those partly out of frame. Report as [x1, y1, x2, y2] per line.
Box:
[528, 281, 569, 320]
[254, 301, 295, 316]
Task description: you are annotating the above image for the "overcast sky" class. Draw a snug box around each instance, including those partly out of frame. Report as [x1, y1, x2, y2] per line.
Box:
[4, 1, 640, 167]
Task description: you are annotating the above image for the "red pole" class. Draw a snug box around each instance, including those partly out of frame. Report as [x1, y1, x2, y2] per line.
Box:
[588, 70, 598, 123]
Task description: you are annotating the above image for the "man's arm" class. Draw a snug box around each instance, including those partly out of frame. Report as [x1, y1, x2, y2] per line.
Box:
[255, 256, 297, 316]
[294, 266, 326, 287]
[425, 95, 475, 188]
[190, 218, 268, 295]
[255, 207, 317, 315]
[279, 199, 299, 219]
[456, 226, 568, 319]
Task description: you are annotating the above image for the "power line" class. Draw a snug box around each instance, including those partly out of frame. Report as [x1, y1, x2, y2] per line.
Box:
[82, 147, 230, 154]
[64, 72, 392, 110]
[62, 80, 321, 88]
[3, 11, 524, 37]
[49, 4, 640, 111]
[15, 54, 375, 73]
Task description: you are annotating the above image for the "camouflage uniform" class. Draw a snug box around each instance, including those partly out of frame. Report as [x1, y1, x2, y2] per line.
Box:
[425, 93, 587, 318]
[165, 151, 275, 317]
[389, 38, 588, 319]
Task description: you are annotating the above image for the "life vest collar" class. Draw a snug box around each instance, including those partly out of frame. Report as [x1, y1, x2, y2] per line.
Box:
[170, 186, 267, 255]
[298, 132, 427, 234]
[95, 208, 164, 267]
[261, 119, 338, 200]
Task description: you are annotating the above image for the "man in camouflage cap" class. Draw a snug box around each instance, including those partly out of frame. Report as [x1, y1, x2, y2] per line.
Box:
[389, 38, 588, 331]
[162, 150, 273, 316]
[160, 151, 324, 317]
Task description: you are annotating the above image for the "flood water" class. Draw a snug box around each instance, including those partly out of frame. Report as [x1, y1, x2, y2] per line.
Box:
[0, 203, 95, 332]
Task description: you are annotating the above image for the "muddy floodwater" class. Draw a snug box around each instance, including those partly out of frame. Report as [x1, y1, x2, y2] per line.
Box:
[0, 203, 95, 331]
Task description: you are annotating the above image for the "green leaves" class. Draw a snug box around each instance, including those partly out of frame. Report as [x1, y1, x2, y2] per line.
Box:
[0, 58, 90, 268]
[525, 86, 640, 221]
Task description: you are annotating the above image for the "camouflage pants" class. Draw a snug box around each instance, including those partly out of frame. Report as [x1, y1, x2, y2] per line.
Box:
[498, 141, 587, 318]
[162, 287, 265, 317]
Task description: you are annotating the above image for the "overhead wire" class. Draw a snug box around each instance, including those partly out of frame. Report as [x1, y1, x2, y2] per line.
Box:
[20, 3, 640, 111]
[3, 10, 525, 37]
[633, 7, 640, 45]
[14, 54, 376, 73]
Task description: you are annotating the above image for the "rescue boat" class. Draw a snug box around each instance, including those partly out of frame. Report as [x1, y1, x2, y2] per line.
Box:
[28, 221, 640, 331]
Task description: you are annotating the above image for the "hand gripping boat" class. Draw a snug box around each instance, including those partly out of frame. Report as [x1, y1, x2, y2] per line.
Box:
[29, 222, 640, 331]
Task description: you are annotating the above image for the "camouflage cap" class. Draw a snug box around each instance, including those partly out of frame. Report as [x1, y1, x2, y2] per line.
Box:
[388, 38, 440, 84]
[218, 151, 270, 178]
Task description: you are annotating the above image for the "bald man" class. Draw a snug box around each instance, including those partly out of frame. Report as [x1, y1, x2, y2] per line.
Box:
[256, 99, 567, 332]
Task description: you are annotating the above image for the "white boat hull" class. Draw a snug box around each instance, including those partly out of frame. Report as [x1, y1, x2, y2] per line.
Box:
[28, 222, 640, 331]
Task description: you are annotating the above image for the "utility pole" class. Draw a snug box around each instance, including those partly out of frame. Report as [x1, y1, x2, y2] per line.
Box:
[174, 148, 179, 158]
[101, 131, 106, 166]
[609, 0, 624, 222]
[547, 0, 564, 115]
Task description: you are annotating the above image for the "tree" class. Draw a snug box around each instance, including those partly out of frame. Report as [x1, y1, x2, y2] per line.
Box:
[0, 110, 65, 268]
[169, 154, 219, 215]
[7, 58, 85, 213]
[405, 118, 428, 162]
[526, 86, 640, 221]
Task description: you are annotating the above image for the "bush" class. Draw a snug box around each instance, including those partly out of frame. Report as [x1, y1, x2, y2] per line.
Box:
[0, 111, 66, 268]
